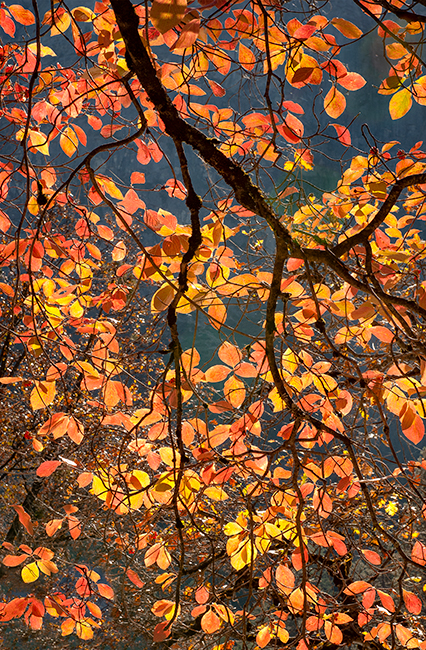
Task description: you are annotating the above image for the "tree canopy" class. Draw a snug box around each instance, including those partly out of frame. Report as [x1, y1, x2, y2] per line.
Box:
[1, 0, 426, 648]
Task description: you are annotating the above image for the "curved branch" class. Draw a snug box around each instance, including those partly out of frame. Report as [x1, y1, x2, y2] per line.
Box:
[333, 173, 426, 257]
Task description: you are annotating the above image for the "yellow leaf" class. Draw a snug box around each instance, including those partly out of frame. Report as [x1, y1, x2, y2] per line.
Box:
[389, 88, 412, 120]
[27, 129, 50, 155]
[21, 562, 40, 583]
[76, 621, 94, 640]
[151, 283, 175, 313]
[28, 43, 56, 57]
[224, 375, 245, 409]
[230, 539, 257, 570]
[69, 299, 84, 318]
[60, 126, 78, 157]
[50, 8, 71, 36]
[71, 6, 96, 21]
[95, 175, 124, 199]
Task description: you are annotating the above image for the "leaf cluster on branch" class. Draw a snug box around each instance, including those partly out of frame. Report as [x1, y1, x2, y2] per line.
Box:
[0, 0, 425, 648]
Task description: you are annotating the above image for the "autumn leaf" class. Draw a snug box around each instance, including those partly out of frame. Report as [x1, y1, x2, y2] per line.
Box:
[389, 89, 412, 120]
[150, 0, 187, 33]
[331, 17, 363, 39]
[97, 583, 114, 600]
[239, 42, 256, 72]
[36, 460, 61, 477]
[12, 505, 34, 536]
[324, 87, 346, 118]
[60, 126, 78, 157]
[8, 5, 35, 25]
[201, 608, 221, 633]
[30, 381, 56, 410]
[21, 562, 40, 583]
[403, 589, 422, 615]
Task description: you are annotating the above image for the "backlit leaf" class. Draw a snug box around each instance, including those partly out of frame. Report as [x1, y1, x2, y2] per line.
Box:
[324, 87, 346, 118]
[21, 562, 40, 583]
[151, 0, 187, 33]
[239, 42, 256, 72]
[389, 89, 412, 120]
[201, 608, 221, 633]
[331, 17, 363, 39]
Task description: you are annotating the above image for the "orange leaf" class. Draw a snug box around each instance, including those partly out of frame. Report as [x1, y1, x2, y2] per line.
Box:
[338, 72, 366, 91]
[126, 568, 145, 588]
[150, 0, 187, 33]
[9, 4, 35, 24]
[46, 519, 63, 537]
[2, 554, 28, 567]
[411, 540, 426, 565]
[201, 608, 221, 633]
[396, 624, 415, 647]
[331, 17, 363, 39]
[207, 79, 226, 97]
[276, 564, 295, 593]
[60, 126, 78, 157]
[361, 549, 381, 565]
[324, 620, 343, 645]
[239, 42, 256, 72]
[153, 622, 171, 642]
[331, 123, 351, 146]
[344, 581, 372, 595]
[377, 590, 395, 612]
[151, 284, 175, 313]
[256, 625, 271, 648]
[324, 87, 346, 118]
[30, 381, 56, 410]
[218, 341, 242, 368]
[97, 583, 114, 600]
[68, 516, 82, 540]
[224, 375, 245, 409]
[288, 587, 304, 614]
[205, 365, 231, 382]
[208, 299, 227, 330]
[172, 18, 200, 50]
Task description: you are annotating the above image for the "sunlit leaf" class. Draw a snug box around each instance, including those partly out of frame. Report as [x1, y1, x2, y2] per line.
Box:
[21, 562, 40, 583]
[389, 89, 412, 120]
[150, 0, 187, 33]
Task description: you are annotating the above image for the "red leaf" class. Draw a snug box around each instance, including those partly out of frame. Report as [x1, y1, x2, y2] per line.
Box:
[97, 583, 114, 600]
[412, 540, 426, 565]
[12, 505, 34, 536]
[361, 549, 381, 565]
[403, 589, 422, 615]
[36, 460, 61, 477]
[153, 622, 171, 642]
[126, 568, 145, 588]
[207, 79, 226, 97]
[338, 72, 366, 91]
[331, 123, 351, 146]
[293, 24, 317, 40]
